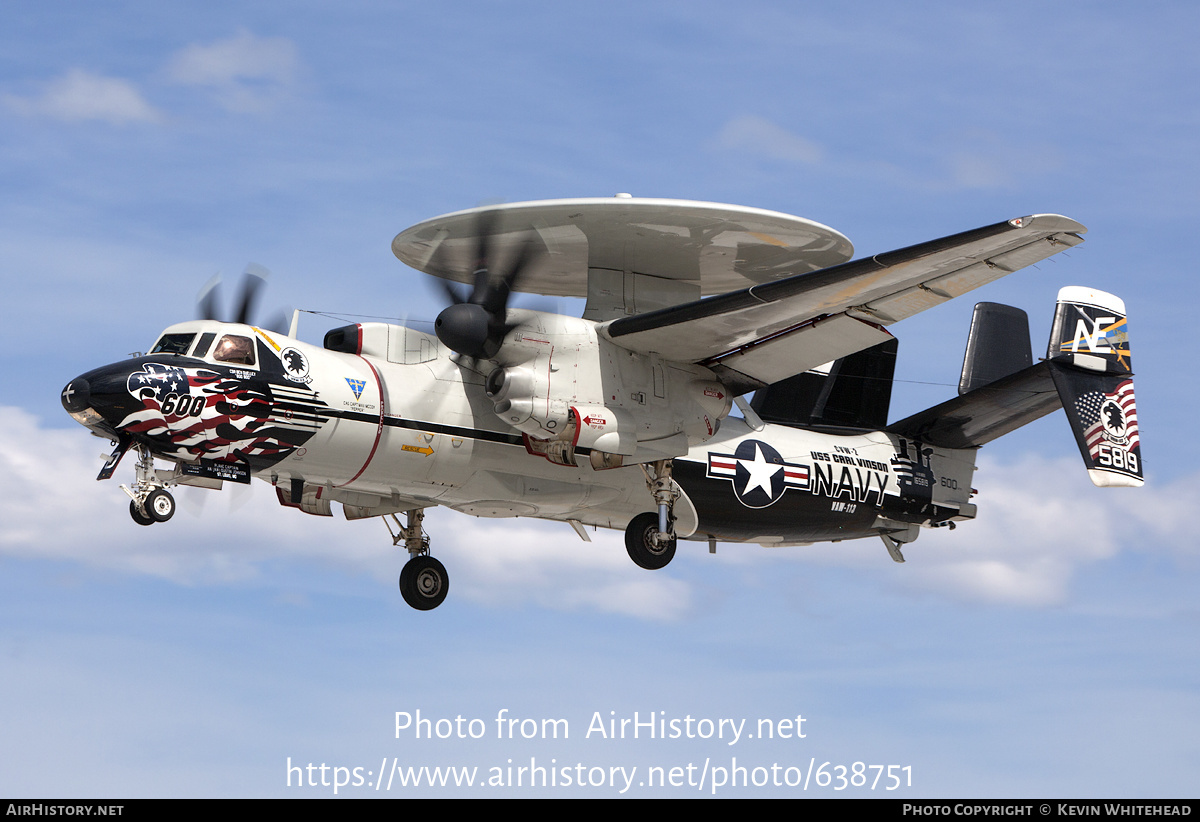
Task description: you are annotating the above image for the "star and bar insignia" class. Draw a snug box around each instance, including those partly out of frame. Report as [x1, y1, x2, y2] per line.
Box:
[707, 439, 810, 508]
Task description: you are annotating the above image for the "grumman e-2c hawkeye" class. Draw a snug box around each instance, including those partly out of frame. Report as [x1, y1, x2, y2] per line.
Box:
[60, 197, 1142, 610]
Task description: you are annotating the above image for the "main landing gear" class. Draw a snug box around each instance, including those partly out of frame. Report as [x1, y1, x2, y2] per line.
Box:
[121, 444, 176, 526]
[625, 512, 677, 569]
[386, 509, 449, 611]
[626, 459, 678, 570]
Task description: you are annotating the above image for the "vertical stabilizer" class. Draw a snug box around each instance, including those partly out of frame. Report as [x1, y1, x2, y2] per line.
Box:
[959, 302, 1033, 395]
[1046, 287, 1142, 487]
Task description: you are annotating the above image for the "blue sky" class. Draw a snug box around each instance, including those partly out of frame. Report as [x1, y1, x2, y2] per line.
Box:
[2, 1, 1197, 797]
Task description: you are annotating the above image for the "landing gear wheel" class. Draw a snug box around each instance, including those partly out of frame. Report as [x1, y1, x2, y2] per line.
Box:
[399, 555, 449, 611]
[129, 500, 155, 526]
[625, 512, 677, 570]
[144, 489, 175, 523]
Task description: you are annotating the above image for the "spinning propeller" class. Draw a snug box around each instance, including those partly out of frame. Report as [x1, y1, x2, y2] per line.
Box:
[433, 211, 542, 360]
[197, 263, 289, 335]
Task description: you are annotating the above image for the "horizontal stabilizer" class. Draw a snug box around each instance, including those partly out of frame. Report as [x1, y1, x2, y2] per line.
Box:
[887, 360, 1060, 449]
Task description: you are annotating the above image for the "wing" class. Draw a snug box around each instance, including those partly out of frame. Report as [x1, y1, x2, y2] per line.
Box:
[599, 214, 1085, 393]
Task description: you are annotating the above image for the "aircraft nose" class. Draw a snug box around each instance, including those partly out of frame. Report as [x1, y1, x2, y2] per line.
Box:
[61, 377, 91, 415]
[60, 363, 144, 436]
[61, 374, 112, 432]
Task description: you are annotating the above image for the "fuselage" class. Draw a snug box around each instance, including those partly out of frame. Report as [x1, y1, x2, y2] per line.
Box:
[62, 315, 979, 547]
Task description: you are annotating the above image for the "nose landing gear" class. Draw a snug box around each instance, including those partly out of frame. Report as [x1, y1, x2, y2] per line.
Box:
[120, 444, 176, 525]
[143, 488, 177, 522]
[129, 500, 155, 526]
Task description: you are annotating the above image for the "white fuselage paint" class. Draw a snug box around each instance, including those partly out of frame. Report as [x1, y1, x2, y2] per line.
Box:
[137, 314, 979, 545]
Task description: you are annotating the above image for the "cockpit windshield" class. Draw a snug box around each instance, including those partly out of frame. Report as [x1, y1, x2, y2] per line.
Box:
[150, 333, 196, 355]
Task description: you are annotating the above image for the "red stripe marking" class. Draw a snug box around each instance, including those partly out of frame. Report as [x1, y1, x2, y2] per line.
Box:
[338, 356, 385, 487]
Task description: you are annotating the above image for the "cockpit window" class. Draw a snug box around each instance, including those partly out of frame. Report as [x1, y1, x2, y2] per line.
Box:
[150, 333, 196, 355]
[193, 332, 216, 359]
[213, 334, 255, 365]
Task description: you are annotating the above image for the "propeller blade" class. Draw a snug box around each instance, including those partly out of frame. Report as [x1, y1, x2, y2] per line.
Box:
[261, 309, 292, 336]
[433, 210, 544, 360]
[195, 263, 290, 334]
[470, 210, 499, 301]
[437, 276, 468, 306]
[197, 274, 222, 321]
[485, 232, 537, 317]
[234, 265, 269, 325]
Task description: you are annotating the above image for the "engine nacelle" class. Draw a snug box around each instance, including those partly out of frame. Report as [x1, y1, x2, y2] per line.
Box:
[486, 364, 571, 437]
[483, 315, 733, 468]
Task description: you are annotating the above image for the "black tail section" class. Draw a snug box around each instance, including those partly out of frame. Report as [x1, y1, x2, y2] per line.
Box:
[1045, 287, 1141, 486]
[888, 287, 1142, 487]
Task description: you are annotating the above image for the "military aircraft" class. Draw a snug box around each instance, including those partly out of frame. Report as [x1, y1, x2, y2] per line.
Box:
[60, 197, 1142, 610]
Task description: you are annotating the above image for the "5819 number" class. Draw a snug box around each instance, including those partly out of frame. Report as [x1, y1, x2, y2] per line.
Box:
[1096, 443, 1138, 473]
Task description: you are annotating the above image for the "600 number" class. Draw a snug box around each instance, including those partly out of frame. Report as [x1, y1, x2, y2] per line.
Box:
[161, 393, 205, 417]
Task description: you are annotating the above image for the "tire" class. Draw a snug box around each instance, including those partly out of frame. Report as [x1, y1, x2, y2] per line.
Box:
[399, 556, 449, 611]
[129, 500, 155, 526]
[624, 512, 676, 570]
[144, 489, 175, 523]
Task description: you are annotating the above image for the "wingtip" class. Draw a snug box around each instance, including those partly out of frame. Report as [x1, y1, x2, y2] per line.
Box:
[1088, 468, 1144, 488]
[1010, 214, 1087, 234]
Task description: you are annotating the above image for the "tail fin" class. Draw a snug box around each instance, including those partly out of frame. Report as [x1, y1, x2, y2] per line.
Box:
[958, 302, 1032, 395]
[1046, 287, 1142, 487]
[887, 286, 1142, 488]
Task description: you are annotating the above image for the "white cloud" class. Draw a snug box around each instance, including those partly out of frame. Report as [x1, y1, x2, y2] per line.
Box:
[4, 69, 161, 125]
[438, 520, 694, 620]
[949, 153, 1011, 189]
[165, 29, 299, 113]
[891, 453, 1190, 606]
[715, 115, 824, 164]
[944, 130, 1062, 190]
[2, 30, 299, 126]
